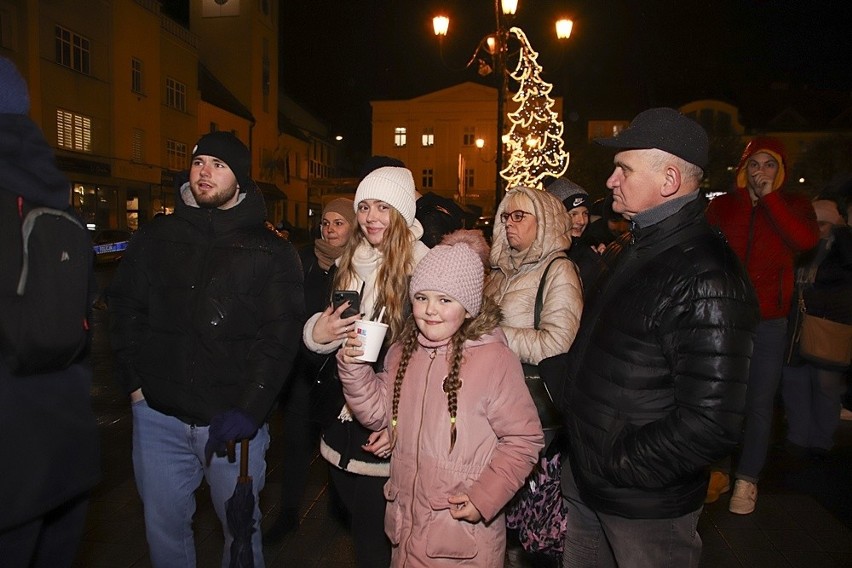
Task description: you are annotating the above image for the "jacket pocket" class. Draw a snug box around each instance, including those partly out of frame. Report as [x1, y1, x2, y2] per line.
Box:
[424, 495, 478, 559]
[383, 479, 403, 546]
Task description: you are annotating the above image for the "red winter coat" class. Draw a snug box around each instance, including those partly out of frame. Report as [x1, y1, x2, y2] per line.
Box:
[337, 307, 543, 567]
[706, 138, 818, 319]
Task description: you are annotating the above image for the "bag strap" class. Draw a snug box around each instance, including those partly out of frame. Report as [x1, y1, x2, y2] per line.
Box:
[534, 256, 567, 330]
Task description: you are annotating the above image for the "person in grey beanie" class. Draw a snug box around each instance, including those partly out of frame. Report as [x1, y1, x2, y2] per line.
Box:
[546, 177, 604, 288]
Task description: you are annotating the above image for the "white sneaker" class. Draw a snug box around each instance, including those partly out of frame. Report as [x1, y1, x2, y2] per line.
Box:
[729, 479, 757, 515]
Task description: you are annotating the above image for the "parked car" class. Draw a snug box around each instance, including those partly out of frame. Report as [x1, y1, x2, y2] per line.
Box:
[90, 229, 133, 264]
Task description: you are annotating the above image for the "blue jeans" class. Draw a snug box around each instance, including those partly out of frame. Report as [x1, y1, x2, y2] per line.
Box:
[782, 363, 846, 451]
[736, 318, 787, 482]
[561, 458, 702, 568]
[132, 400, 269, 568]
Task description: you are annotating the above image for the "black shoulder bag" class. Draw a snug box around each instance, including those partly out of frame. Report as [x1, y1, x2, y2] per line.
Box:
[521, 256, 569, 435]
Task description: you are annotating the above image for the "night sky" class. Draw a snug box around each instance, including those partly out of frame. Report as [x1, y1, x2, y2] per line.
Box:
[164, 1, 852, 158]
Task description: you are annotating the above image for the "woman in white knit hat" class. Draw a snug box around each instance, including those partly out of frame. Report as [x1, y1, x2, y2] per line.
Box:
[302, 165, 428, 567]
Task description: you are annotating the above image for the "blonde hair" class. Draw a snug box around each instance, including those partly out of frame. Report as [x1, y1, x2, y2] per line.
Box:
[390, 317, 469, 454]
[503, 192, 535, 214]
[333, 207, 415, 343]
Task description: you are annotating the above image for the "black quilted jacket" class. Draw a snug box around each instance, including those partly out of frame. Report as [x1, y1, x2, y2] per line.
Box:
[108, 183, 305, 426]
[558, 197, 759, 519]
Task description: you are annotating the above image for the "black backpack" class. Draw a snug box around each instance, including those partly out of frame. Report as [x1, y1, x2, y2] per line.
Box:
[0, 191, 93, 375]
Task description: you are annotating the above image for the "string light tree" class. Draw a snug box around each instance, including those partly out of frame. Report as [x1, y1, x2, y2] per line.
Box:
[432, 1, 574, 208]
[501, 26, 570, 189]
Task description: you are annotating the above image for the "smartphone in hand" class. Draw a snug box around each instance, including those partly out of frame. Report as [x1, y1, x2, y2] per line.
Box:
[332, 290, 361, 319]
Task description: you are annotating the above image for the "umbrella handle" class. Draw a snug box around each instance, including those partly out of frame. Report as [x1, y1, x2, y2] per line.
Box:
[226, 439, 236, 463]
[225, 439, 251, 480]
[239, 439, 250, 481]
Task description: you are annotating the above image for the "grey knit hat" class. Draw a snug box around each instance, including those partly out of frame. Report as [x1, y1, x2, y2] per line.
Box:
[547, 177, 589, 211]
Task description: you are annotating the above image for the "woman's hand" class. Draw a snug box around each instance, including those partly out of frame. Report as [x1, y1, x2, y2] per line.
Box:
[312, 302, 360, 344]
[448, 494, 482, 522]
[363, 429, 392, 459]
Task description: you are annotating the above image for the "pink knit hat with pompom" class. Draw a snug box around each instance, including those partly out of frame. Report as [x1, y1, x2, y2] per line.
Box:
[409, 230, 489, 316]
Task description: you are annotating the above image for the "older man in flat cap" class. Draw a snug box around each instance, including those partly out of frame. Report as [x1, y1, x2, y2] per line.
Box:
[545, 108, 759, 567]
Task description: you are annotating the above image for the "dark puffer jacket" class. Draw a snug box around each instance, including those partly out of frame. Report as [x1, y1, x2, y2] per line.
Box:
[0, 114, 100, 530]
[559, 197, 759, 519]
[108, 183, 305, 426]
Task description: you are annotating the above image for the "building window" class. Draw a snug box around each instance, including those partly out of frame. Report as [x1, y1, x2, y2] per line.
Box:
[131, 58, 143, 94]
[465, 167, 474, 188]
[166, 78, 187, 112]
[55, 25, 90, 74]
[394, 127, 407, 147]
[422, 169, 434, 189]
[166, 139, 187, 170]
[131, 129, 144, 162]
[463, 126, 476, 146]
[56, 109, 92, 152]
[421, 127, 434, 147]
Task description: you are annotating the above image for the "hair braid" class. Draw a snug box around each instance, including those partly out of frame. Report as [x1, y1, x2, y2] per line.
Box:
[442, 324, 468, 454]
[390, 320, 419, 449]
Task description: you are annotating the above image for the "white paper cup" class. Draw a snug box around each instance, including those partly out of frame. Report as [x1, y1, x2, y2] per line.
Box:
[353, 319, 389, 363]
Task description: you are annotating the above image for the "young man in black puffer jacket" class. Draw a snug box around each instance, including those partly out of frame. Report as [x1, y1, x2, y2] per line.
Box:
[109, 132, 305, 568]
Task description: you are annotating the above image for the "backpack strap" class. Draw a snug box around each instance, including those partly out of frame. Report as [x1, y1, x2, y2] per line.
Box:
[534, 256, 569, 330]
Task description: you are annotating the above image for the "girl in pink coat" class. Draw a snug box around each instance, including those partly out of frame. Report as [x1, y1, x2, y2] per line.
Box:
[338, 230, 544, 567]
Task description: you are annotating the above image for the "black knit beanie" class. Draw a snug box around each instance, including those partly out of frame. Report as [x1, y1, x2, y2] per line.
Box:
[191, 131, 252, 191]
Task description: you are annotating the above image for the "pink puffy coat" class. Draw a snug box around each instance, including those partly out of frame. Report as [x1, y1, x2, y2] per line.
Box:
[337, 304, 543, 567]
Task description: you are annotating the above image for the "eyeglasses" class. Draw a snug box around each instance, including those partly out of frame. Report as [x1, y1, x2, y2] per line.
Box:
[500, 210, 534, 224]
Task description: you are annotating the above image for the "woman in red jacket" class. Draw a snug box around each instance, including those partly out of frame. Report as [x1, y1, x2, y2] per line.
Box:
[706, 136, 819, 514]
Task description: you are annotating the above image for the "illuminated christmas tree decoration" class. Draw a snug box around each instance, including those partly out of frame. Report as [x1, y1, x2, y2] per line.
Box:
[500, 27, 570, 189]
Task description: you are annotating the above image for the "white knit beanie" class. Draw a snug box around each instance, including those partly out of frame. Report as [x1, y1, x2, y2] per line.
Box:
[354, 166, 417, 226]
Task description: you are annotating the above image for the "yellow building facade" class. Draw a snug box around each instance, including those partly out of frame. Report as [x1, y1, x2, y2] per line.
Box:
[0, 0, 330, 234]
[371, 82, 563, 217]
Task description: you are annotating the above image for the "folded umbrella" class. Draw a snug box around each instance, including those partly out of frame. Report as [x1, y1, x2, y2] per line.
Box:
[226, 439, 255, 568]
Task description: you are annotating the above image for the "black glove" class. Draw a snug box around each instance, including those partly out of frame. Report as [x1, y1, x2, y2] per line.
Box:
[205, 408, 258, 465]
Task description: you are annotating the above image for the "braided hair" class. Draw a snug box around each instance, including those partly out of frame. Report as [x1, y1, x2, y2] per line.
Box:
[390, 317, 470, 454]
[442, 329, 467, 453]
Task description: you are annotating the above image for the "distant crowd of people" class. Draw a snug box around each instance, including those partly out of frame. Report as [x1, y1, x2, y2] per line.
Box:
[2, 53, 851, 568]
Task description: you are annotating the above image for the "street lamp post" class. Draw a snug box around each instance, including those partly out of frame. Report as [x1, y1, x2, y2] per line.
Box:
[433, 1, 573, 211]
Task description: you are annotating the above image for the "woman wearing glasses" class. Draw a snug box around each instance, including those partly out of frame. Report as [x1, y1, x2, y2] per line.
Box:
[484, 187, 583, 366]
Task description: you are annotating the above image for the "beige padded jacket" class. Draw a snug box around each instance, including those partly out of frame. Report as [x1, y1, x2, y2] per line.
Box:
[484, 186, 583, 364]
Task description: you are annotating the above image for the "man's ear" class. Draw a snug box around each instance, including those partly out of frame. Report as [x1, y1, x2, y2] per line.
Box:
[660, 165, 682, 198]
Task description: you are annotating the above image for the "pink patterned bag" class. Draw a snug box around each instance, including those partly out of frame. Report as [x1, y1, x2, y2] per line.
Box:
[506, 452, 568, 555]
